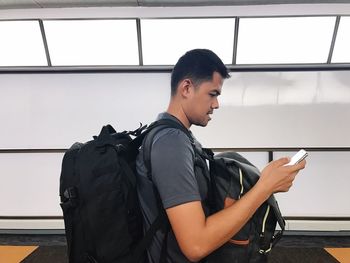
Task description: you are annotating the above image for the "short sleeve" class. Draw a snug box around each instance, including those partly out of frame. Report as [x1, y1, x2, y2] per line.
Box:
[150, 128, 201, 209]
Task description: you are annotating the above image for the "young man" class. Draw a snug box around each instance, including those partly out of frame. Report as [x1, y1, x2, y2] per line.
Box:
[136, 49, 306, 262]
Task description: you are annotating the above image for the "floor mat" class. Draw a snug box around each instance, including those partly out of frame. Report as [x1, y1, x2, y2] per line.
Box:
[21, 246, 67, 263]
[325, 248, 350, 263]
[269, 247, 340, 263]
[0, 246, 38, 263]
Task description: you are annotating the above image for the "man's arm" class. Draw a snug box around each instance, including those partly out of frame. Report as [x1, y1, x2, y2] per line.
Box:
[166, 158, 306, 262]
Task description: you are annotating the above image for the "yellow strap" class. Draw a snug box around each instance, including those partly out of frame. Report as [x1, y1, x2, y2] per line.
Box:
[261, 205, 271, 233]
[239, 168, 244, 199]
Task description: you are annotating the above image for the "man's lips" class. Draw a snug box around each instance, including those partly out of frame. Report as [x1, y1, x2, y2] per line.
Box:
[207, 111, 213, 120]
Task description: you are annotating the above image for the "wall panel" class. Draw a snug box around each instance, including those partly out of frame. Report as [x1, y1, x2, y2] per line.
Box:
[1, 71, 350, 149]
[1, 71, 350, 219]
[0, 152, 63, 216]
[274, 151, 350, 217]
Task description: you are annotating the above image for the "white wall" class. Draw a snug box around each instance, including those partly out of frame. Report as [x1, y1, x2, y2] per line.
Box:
[1, 71, 350, 149]
[192, 71, 350, 148]
[0, 73, 170, 149]
[0, 71, 349, 229]
[274, 151, 350, 217]
[0, 152, 63, 216]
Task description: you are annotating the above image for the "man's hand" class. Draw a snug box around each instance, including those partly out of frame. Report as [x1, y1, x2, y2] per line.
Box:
[259, 157, 306, 195]
[166, 157, 306, 262]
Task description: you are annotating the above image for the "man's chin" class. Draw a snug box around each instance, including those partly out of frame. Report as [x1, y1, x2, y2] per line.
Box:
[191, 117, 211, 127]
[196, 120, 209, 127]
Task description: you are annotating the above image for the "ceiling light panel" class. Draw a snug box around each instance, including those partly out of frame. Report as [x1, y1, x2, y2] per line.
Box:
[141, 18, 235, 65]
[0, 21, 47, 66]
[236, 16, 336, 64]
[44, 19, 139, 66]
[332, 16, 350, 63]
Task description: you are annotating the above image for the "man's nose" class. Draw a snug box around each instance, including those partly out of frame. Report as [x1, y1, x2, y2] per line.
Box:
[212, 97, 219, 109]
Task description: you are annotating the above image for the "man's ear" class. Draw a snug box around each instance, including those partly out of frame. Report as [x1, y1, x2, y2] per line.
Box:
[178, 79, 193, 98]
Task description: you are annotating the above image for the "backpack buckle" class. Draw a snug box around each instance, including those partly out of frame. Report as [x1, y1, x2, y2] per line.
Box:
[259, 243, 272, 255]
[258, 233, 273, 255]
[128, 123, 148, 136]
[259, 231, 281, 255]
[272, 231, 283, 246]
[114, 144, 127, 154]
[63, 187, 78, 200]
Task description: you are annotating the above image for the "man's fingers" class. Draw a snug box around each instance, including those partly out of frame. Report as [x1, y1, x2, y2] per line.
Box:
[295, 159, 306, 170]
[284, 160, 306, 175]
[271, 157, 290, 168]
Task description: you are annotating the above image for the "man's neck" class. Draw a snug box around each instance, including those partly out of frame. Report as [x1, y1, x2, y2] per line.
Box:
[166, 105, 191, 129]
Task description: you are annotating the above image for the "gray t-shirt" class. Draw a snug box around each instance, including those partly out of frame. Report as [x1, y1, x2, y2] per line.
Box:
[136, 112, 202, 263]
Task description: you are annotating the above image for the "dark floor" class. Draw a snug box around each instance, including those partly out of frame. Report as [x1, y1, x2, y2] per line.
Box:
[1, 233, 350, 248]
[10, 246, 341, 263]
[276, 235, 350, 248]
[1, 234, 349, 263]
[0, 234, 66, 246]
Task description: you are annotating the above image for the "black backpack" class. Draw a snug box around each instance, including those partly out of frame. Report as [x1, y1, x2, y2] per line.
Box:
[206, 151, 285, 263]
[59, 119, 189, 263]
[60, 120, 284, 263]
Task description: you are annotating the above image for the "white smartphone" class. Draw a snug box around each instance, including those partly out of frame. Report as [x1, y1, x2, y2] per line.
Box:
[285, 149, 308, 166]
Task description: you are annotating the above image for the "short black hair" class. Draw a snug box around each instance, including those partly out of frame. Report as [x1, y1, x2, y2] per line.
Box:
[170, 49, 230, 96]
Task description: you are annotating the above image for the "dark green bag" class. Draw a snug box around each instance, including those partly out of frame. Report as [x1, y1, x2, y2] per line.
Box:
[207, 152, 285, 263]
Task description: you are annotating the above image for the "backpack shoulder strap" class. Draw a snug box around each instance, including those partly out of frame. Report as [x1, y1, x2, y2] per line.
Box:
[136, 119, 191, 263]
[142, 118, 195, 180]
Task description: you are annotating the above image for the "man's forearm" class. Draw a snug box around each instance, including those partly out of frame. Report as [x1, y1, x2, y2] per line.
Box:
[167, 181, 271, 261]
[197, 181, 271, 257]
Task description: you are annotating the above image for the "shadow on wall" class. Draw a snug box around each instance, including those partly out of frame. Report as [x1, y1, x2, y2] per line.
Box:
[221, 71, 350, 106]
